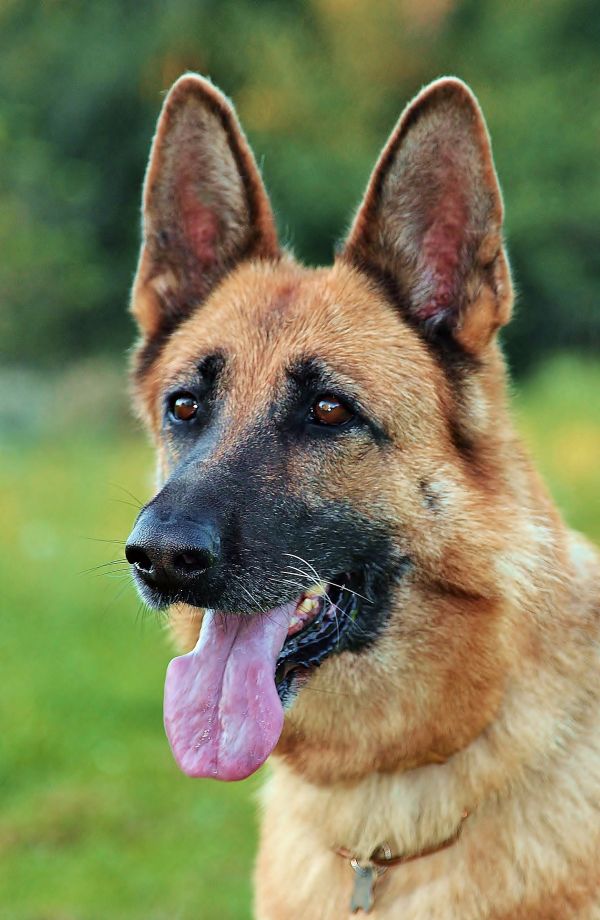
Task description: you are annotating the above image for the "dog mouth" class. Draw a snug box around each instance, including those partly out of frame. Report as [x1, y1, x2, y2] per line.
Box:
[162, 556, 411, 782]
[275, 574, 361, 705]
[162, 569, 366, 782]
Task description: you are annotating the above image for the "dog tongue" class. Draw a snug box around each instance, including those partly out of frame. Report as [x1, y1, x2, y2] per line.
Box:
[164, 604, 295, 781]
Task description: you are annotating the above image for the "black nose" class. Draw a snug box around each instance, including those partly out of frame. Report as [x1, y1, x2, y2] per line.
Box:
[125, 512, 220, 592]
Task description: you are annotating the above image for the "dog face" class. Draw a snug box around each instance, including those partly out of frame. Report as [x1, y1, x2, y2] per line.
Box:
[128, 75, 519, 783]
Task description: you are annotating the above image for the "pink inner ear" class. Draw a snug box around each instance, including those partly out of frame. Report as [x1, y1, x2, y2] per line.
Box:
[413, 173, 470, 322]
[178, 173, 220, 266]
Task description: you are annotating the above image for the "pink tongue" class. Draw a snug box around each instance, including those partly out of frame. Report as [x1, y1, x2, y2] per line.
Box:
[164, 604, 295, 780]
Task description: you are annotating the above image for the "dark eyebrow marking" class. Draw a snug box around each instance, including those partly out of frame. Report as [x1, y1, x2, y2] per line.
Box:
[286, 356, 391, 444]
[162, 352, 226, 410]
[287, 356, 340, 391]
[197, 352, 226, 385]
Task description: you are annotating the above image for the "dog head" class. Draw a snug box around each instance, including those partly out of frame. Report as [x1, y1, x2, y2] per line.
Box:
[127, 75, 522, 782]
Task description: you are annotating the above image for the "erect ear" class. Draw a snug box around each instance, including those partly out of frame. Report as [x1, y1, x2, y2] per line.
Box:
[342, 78, 512, 355]
[131, 74, 279, 338]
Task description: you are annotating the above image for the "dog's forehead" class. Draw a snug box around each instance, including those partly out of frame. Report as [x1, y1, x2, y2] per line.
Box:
[155, 260, 438, 409]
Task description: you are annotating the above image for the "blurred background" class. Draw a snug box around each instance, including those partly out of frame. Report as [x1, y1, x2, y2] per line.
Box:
[1, 1, 598, 917]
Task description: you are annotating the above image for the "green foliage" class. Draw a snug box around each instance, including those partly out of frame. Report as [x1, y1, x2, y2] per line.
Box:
[0, 357, 598, 918]
[1, 0, 599, 373]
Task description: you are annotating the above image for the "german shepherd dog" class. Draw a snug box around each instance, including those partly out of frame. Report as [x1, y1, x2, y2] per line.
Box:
[126, 75, 600, 918]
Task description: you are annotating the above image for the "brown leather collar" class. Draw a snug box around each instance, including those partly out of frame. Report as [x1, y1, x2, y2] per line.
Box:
[335, 808, 470, 868]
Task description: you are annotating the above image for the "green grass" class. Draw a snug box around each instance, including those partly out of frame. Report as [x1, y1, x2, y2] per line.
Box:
[1, 438, 259, 920]
[1, 355, 598, 919]
[512, 355, 600, 543]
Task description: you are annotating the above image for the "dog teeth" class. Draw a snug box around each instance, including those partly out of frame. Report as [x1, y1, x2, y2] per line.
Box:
[287, 583, 328, 637]
[302, 581, 327, 599]
[296, 581, 327, 615]
[296, 596, 321, 615]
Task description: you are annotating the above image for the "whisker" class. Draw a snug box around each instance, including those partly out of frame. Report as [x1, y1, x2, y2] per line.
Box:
[109, 498, 143, 511]
[81, 536, 127, 545]
[78, 559, 128, 576]
[327, 581, 369, 603]
[237, 580, 268, 614]
[281, 566, 319, 585]
[99, 574, 135, 618]
[277, 575, 314, 593]
[282, 553, 322, 584]
[109, 482, 145, 508]
[92, 571, 131, 580]
[282, 564, 369, 603]
[333, 606, 341, 646]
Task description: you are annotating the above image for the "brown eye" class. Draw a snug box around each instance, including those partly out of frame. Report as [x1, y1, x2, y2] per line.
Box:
[171, 393, 199, 421]
[312, 395, 354, 427]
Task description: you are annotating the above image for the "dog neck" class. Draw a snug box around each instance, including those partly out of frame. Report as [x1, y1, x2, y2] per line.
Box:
[265, 754, 475, 864]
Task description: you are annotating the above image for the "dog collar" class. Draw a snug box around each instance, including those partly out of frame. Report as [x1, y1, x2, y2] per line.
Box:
[335, 809, 470, 914]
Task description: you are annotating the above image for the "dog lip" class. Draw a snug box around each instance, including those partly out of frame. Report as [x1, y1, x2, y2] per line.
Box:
[129, 569, 172, 609]
[275, 572, 362, 704]
[131, 562, 366, 649]
[129, 566, 223, 611]
[131, 566, 332, 619]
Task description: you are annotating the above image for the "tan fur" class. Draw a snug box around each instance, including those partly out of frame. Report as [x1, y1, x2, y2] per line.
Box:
[130, 75, 600, 918]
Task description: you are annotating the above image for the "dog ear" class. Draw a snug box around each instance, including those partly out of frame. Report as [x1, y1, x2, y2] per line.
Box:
[131, 74, 279, 337]
[342, 78, 512, 354]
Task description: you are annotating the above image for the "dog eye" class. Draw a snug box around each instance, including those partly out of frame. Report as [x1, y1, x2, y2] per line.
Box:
[311, 395, 354, 427]
[170, 392, 199, 422]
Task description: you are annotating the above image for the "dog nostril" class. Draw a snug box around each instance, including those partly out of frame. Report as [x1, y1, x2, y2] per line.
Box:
[173, 551, 211, 574]
[126, 546, 154, 573]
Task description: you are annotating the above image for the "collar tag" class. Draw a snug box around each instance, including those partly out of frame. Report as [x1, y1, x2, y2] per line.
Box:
[349, 861, 379, 914]
[349, 846, 391, 914]
[350, 866, 377, 914]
